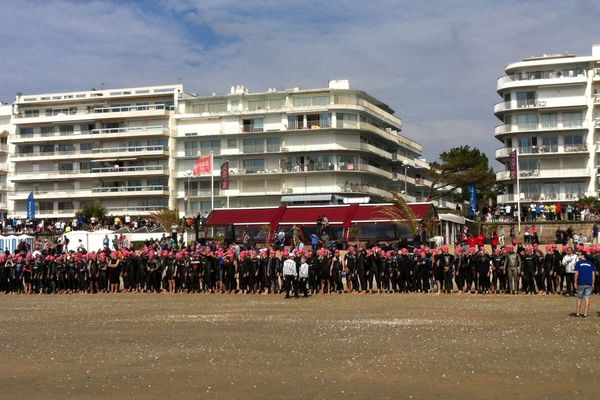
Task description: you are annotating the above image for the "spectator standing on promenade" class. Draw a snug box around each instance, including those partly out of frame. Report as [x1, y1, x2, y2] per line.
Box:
[573, 251, 595, 318]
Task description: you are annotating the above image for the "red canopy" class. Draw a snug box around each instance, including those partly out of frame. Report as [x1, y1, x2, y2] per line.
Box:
[351, 203, 437, 223]
[205, 203, 437, 228]
[206, 207, 284, 227]
[278, 205, 352, 226]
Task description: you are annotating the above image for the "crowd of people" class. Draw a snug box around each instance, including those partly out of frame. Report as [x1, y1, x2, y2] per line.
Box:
[480, 203, 597, 223]
[0, 214, 177, 236]
[0, 233, 597, 314]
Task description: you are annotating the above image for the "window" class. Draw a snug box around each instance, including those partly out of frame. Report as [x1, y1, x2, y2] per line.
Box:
[337, 113, 358, 128]
[541, 136, 558, 152]
[247, 98, 285, 111]
[18, 145, 34, 154]
[562, 111, 583, 127]
[58, 163, 73, 173]
[520, 183, 541, 200]
[243, 138, 264, 153]
[227, 138, 237, 149]
[517, 137, 533, 153]
[184, 140, 220, 157]
[542, 183, 560, 200]
[38, 201, 54, 213]
[519, 159, 539, 176]
[59, 125, 74, 134]
[540, 113, 558, 129]
[307, 113, 331, 128]
[292, 95, 329, 107]
[242, 159, 265, 173]
[57, 201, 74, 211]
[39, 144, 53, 154]
[148, 138, 168, 148]
[191, 102, 227, 113]
[266, 137, 281, 152]
[516, 91, 536, 107]
[338, 155, 358, 170]
[40, 126, 55, 136]
[287, 115, 304, 130]
[58, 144, 75, 152]
[81, 123, 95, 133]
[80, 143, 94, 152]
[24, 109, 39, 117]
[564, 182, 585, 199]
[564, 135, 584, 151]
[19, 127, 34, 136]
[516, 114, 538, 130]
[242, 118, 263, 133]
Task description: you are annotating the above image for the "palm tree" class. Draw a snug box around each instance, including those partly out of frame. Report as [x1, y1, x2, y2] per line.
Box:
[380, 192, 417, 234]
[150, 208, 182, 231]
[76, 203, 107, 221]
[577, 196, 600, 213]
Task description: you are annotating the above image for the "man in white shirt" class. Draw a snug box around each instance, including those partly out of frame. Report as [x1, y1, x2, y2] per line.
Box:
[562, 247, 578, 296]
[282, 253, 298, 298]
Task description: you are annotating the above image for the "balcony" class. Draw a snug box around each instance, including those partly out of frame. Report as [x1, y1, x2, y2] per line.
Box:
[497, 192, 583, 203]
[494, 97, 587, 114]
[497, 73, 587, 92]
[14, 104, 173, 123]
[12, 145, 169, 161]
[9, 185, 169, 200]
[11, 165, 167, 181]
[11, 125, 169, 143]
[495, 144, 587, 158]
[105, 205, 167, 215]
[495, 120, 586, 136]
[496, 168, 589, 181]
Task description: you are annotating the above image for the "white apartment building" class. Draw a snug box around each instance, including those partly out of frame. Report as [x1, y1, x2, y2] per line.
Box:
[495, 44, 600, 204]
[9, 85, 181, 219]
[4, 81, 439, 220]
[0, 104, 10, 218]
[174, 80, 430, 216]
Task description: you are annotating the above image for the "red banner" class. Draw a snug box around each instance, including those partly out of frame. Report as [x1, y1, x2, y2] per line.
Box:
[193, 154, 212, 177]
[509, 150, 517, 180]
[220, 162, 229, 190]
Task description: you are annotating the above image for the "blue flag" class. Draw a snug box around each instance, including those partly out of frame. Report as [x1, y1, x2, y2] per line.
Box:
[468, 185, 478, 219]
[27, 192, 35, 220]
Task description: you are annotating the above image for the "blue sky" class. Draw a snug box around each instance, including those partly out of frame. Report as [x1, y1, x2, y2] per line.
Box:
[2, 0, 600, 165]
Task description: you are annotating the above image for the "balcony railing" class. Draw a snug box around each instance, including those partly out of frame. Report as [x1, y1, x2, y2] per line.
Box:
[495, 120, 585, 135]
[90, 165, 165, 174]
[497, 168, 589, 181]
[16, 104, 173, 119]
[93, 104, 172, 113]
[13, 145, 167, 158]
[497, 193, 583, 203]
[14, 125, 168, 141]
[10, 186, 167, 198]
[90, 185, 167, 193]
[105, 205, 165, 213]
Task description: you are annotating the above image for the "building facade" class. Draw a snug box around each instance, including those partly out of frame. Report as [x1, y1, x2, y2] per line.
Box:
[9, 85, 181, 219]
[495, 44, 600, 204]
[174, 80, 430, 216]
[0, 104, 10, 218]
[3, 80, 439, 220]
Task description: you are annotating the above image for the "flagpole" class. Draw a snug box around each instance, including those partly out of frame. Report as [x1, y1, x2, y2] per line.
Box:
[210, 151, 214, 212]
[516, 149, 521, 234]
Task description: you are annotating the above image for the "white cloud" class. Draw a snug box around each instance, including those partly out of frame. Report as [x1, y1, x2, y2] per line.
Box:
[2, 0, 600, 164]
